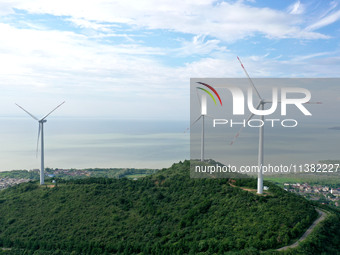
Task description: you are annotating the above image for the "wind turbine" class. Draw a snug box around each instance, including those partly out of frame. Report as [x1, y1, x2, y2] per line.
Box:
[232, 57, 320, 194]
[191, 82, 223, 161]
[231, 57, 272, 194]
[16, 102, 65, 185]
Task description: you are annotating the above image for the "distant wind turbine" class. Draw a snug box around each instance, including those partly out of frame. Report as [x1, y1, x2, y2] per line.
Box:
[192, 82, 223, 161]
[16, 102, 65, 185]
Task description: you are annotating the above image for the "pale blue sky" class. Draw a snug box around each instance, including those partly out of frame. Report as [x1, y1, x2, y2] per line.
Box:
[0, 0, 340, 120]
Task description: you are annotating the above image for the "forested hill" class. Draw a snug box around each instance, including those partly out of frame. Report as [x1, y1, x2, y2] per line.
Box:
[0, 161, 339, 255]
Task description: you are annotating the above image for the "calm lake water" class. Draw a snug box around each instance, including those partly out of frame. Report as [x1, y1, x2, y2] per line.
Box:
[1, 117, 339, 172]
[0, 117, 190, 171]
[190, 118, 340, 169]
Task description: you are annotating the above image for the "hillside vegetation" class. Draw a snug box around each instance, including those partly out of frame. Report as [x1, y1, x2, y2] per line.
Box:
[0, 168, 156, 180]
[0, 161, 338, 254]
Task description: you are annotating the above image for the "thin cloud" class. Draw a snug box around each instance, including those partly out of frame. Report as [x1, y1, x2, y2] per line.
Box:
[291, 52, 333, 61]
[67, 18, 119, 33]
[288, 1, 305, 15]
[175, 35, 227, 56]
[306, 9, 340, 31]
[3, 0, 331, 41]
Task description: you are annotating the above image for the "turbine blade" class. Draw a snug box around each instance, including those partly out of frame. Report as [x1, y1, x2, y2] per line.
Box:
[230, 114, 253, 146]
[237, 56, 262, 100]
[185, 114, 210, 133]
[41, 101, 65, 120]
[183, 127, 190, 133]
[191, 115, 202, 128]
[15, 103, 39, 121]
[255, 101, 262, 110]
[230, 102, 261, 145]
[36, 123, 41, 158]
[184, 115, 203, 133]
[230, 127, 244, 146]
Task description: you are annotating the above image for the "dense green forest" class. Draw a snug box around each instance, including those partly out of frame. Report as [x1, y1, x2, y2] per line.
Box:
[0, 161, 339, 254]
[276, 203, 340, 255]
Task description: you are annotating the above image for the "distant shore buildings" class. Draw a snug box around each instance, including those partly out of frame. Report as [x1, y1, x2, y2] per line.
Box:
[0, 177, 30, 190]
[284, 182, 340, 207]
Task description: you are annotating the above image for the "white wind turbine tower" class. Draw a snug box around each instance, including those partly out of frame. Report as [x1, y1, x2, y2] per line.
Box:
[16, 102, 65, 185]
[191, 92, 208, 161]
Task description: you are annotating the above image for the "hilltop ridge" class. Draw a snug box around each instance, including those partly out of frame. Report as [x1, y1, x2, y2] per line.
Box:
[0, 161, 339, 254]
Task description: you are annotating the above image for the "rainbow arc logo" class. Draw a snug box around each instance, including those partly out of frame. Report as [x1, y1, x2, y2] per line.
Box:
[196, 82, 222, 106]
